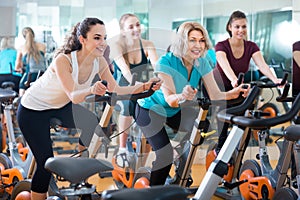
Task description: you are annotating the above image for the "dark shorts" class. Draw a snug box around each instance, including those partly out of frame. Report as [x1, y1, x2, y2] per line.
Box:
[117, 100, 137, 117]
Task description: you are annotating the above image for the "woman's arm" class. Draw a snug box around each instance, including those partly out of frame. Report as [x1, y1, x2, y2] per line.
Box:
[15, 49, 23, 73]
[143, 40, 159, 70]
[203, 72, 249, 100]
[158, 72, 179, 107]
[99, 56, 161, 95]
[111, 41, 133, 84]
[293, 50, 300, 68]
[216, 51, 239, 87]
[37, 42, 46, 54]
[157, 72, 195, 107]
[53, 54, 98, 104]
[252, 51, 280, 84]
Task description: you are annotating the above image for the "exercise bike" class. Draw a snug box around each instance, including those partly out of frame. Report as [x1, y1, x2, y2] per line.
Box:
[0, 88, 34, 199]
[205, 72, 288, 199]
[194, 80, 300, 200]
[101, 84, 261, 200]
[101, 83, 300, 200]
[43, 82, 157, 199]
[44, 84, 247, 200]
[123, 73, 247, 191]
[271, 124, 300, 199]
[130, 96, 220, 190]
[236, 83, 300, 200]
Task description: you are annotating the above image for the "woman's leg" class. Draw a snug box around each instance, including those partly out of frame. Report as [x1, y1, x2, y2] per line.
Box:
[116, 100, 136, 149]
[118, 115, 132, 148]
[17, 105, 53, 199]
[17, 103, 98, 199]
[135, 105, 173, 186]
[57, 103, 99, 148]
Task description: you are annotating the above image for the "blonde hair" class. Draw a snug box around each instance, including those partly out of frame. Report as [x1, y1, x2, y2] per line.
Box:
[117, 13, 141, 62]
[119, 13, 138, 32]
[22, 27, 41, 64]
[0, 37, 15, 50]
[170, 21, 212, 58]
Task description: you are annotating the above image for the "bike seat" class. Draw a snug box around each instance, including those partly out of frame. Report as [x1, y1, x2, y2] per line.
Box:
[101, 185, 190, 200]
[284, 125, 300, 142]
[1, 81, 15, 89]
[0, 88, 17, 103]
[45, 157, 113, 184]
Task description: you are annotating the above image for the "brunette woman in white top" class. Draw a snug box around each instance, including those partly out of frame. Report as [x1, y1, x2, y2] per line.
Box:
[17, 17, 161, 200]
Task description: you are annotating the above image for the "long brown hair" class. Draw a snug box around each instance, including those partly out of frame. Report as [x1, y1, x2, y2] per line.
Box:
[54, 17, 105, 58]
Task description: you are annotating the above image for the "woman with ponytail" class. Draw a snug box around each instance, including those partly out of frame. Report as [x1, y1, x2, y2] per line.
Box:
[17, 17, 161, 200]
[15, 27, 47, 96]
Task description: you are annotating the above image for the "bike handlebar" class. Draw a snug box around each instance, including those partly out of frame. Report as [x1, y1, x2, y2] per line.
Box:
[237, 72, 244, 86]
[217, 86, 261, 123]
[276, 83, 294, 102]
[250, 72, 288, 88]
[218, 91, 300, 130]
[85, 81, 156, 103]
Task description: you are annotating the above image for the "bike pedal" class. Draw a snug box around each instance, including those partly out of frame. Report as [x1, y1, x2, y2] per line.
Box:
[292, 180, 298, 189]
[186, 176, 193, 187]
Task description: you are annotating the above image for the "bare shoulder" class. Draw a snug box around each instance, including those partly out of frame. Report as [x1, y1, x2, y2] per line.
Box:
[141, 39, 155, 49]
[53, 53, 72, 71]
[17, 45, 25, 54]
[36, 42, 46, 53]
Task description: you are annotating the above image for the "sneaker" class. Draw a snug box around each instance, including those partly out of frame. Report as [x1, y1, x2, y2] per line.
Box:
[115, 151, 134, 168]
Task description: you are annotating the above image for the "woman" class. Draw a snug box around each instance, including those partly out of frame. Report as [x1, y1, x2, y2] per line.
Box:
[0, 37, 21, 92]
[135, 21, 249, 186]
[17, 17, 161, 200]
[212, 10, 281, 153]
[110, 13, 158, 167]
[15, 27, 47, 96]
[292, 41, 300, 97]
[0, 37, 22, 152]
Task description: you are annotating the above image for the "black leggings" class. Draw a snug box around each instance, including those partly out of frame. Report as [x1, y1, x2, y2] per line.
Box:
[17, 102, 99, 193]
[135, 104, 197, 186]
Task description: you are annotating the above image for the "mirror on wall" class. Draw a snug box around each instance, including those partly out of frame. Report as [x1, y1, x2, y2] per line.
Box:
[8, 0, 300, 82]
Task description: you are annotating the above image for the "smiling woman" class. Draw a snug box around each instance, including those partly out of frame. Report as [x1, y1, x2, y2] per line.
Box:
[109, 13, 159, 167]
[211, 10, 282, 156]
[135, 21, 249, 186]
[16, 17, 162, 200]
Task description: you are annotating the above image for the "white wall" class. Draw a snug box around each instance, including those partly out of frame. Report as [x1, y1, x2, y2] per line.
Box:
[0, 0, 17, 37]
[293, 0, 300, 25]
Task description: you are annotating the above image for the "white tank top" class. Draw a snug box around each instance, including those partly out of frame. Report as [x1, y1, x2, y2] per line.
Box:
[21, 51, 99, 110]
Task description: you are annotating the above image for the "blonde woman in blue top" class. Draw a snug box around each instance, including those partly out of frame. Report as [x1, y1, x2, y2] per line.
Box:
[135, 21, 249, 186]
